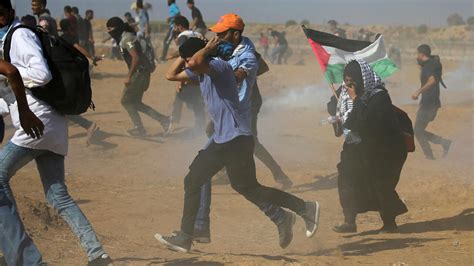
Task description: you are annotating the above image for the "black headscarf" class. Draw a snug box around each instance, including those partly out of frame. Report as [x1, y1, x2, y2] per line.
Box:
[106, 17, 135, 43]
[343, 60, 364, 96]
[179, 37, 206, 59]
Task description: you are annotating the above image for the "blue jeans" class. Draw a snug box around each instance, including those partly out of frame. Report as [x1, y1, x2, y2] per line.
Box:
[0, 142, 105, 264]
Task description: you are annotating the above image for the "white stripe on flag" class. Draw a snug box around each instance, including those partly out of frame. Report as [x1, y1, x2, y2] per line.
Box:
[323, 35, 389, 65]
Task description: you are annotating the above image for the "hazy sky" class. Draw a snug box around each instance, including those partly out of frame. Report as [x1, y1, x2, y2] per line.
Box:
[13, 0, 474, 26]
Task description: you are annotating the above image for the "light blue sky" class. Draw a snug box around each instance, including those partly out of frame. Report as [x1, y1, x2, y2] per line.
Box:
[13, 0, 474, 26]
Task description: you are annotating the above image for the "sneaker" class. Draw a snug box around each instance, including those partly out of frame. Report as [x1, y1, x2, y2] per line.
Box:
[155, 231, 192, 253]
[193, 229, 211, 244]
[276, 211, 296, 249]
[442, 139, 452, 158]
[332, 223, 357, 233]
[127, 127, 146, 137]
[160, 116, 172, 133]
[301, 201, 320, 238]
[425, 154, 436, 160]
[166, 116, 174, 134]
[86, 122, 99, 146]
[88, 254, 112, 266]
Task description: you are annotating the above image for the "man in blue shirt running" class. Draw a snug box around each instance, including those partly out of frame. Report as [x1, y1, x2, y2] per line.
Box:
[154, 37, 320, 253]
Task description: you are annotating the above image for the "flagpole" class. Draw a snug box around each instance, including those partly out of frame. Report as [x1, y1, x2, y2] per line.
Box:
[302, 24, 340, 101]
[329, 83, 339, 101]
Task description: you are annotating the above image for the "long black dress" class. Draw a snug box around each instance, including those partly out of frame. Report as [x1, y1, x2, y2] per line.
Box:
[328, 91, 366, 223]
[344, 88, 408, 221]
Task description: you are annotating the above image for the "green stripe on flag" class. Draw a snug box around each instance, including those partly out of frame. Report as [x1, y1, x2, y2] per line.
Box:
[324, 64, 345, 84]
[371, 58, 399, 79]
[324, 58, 398, 84]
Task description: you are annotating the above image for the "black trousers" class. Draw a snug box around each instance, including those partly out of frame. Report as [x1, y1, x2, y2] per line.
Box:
[121, 71, 167, 128]
[180, 136, 306, 235]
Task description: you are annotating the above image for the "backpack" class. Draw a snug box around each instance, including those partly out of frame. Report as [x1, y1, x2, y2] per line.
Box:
[3, 25, 93, 115]
[392, 105, 415, 152]
[137, 37, 156, 73]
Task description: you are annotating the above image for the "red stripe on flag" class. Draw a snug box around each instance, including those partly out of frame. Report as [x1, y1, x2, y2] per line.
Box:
[308, 39, 330, 72]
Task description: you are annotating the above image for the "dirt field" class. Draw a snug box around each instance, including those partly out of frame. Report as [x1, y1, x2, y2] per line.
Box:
[3, 47, 473, 265]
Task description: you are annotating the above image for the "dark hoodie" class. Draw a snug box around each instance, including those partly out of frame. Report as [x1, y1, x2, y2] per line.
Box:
[419, 55, 443, 110]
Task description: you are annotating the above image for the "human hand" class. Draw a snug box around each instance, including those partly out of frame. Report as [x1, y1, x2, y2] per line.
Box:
[124, 77, 132, 87]
[346, 83, 357, 101]
[176, 82, 183, 92]
[205, 36, 220, 53]
[19, 108, 44, 139]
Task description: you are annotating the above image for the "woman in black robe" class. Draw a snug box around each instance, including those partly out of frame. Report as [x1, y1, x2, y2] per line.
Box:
[334, 59, 408, 233]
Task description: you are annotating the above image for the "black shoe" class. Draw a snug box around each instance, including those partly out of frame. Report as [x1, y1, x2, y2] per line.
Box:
[155, 231, 192, 253]
[332, 223, 357, 233]
[378, 224, 399, 234]
[442, 139, 452, 158]
[127, 127, 146, 137]
[88, 254, 112, 266]
[0, 256, 6, 266]
[301, 201, 320, 238]
[193, 229, 211, 244]
[275, 173, 293, 190]
[276, 211, 296, 249]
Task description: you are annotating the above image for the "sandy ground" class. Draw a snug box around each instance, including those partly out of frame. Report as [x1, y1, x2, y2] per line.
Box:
[3, 54, 473, 265]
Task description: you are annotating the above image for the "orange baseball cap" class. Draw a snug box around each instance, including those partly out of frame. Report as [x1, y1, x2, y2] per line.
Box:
[209, 13, 245, 33]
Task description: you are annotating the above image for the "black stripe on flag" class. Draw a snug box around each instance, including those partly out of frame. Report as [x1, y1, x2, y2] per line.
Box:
[303, 27, 373, 52]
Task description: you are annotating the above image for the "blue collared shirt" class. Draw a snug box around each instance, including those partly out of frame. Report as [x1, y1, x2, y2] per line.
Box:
[228, 37, 258, 103]
[185, 59, 252, 144]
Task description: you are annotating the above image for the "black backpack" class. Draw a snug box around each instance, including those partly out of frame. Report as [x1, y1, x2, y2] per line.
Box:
[139, 37, 156, 73]
[392, 105, 415, 152]
[4, 25, 93, 115]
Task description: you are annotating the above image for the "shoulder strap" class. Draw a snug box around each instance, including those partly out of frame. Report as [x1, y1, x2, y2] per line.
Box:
[3, 25, 35, 62]
[440, 77, 447, 89]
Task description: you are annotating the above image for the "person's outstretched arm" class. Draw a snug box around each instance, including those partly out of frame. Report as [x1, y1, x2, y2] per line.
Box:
[412, 75, 436, 100]
[166, 57, 191, 82]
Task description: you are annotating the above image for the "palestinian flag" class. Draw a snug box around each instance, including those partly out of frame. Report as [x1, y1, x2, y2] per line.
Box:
[303, 27, 398, 84]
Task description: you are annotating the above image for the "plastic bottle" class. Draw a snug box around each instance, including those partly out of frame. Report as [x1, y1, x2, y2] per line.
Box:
[319, 116, 338, 126]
